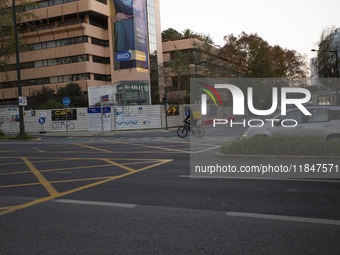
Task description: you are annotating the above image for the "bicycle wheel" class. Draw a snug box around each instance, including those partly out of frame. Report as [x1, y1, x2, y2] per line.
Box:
[193, 126, 205, 138]
[177, 126, 188, 138]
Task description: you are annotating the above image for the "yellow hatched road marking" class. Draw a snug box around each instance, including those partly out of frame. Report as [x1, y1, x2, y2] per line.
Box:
[0, 163, 113, 176]
[74, 143, 114, 153]
[0, 158, 173, 216]
[22, 157, 59, 196]
[102, 159, 137, 172]
[106, 140, 191, 153]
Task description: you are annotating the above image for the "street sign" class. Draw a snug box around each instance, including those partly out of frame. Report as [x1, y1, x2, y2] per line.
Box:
[63, 97, 71, 106]
[38, 117, 45, 125]
[18, 96, 27, 106]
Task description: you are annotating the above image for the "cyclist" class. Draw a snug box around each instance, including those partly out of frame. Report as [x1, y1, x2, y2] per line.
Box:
[184, 109, 197, 130]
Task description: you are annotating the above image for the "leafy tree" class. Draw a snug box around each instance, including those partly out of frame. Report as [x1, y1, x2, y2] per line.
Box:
[56, 83, 88, 107]
[28, 86, 58, 109]
[314, 26, 339, 78]
[39, 99, 63, 109]
[221, 32, 308, 78]
[182, 28, 196, 38]
[163, 47, 193, 102]
[161, 28, 183, 41]
[0, 0, 36, 79]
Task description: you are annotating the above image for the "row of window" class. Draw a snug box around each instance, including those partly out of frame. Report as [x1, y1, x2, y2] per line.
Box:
[24, 0, 79, 11]
[22, 36, 88, 52]
[0, 73, 90, 88]
[0, 55, 89, 72]
[0, 72, 112, 88]
[21, 36, 109, 53]
[0, 54, 112, 73]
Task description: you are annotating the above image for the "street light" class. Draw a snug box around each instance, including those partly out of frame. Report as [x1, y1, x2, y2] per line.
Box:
[12, 0, 26, 136]
[312, 48, 340, 105]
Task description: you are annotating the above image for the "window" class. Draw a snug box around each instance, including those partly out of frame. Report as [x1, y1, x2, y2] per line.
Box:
[307, 109, 330, 123]
[281, 110, 303, 124]
[93, 56, 110, 64]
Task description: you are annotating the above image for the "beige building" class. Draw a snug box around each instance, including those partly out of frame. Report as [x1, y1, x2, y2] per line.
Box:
[162, 37, 223, 102]
[0, 0, 163, 105]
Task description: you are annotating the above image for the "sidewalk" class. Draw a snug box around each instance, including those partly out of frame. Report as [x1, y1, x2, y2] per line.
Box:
[28, 128, 178, 137]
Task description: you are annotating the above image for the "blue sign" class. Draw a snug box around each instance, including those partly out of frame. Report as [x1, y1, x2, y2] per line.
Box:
[63, 97, 71, 106]
[185, 110, 190, 117]
[87, 107, 111, 114]
[38, 117, 46, 125]
[115, 51, 131, 62]
[138, 107, 143, 111]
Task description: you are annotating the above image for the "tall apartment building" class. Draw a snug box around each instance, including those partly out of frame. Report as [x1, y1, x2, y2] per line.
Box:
[0, 0, 163, 105]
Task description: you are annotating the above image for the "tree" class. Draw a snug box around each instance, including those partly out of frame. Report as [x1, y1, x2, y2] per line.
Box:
[182, 28, 196, 38]
[314, 26, 339, 78]
[161, 28, 183, 41]
[56, 83, 88, 107]
[163, 47, 193, 102]
[0, 0, 36, 79]
[221, 32, 308, 78]
[28, 86, 60, 109]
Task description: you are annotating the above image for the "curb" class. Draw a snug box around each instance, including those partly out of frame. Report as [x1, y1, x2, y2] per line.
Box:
[216, 153, 340, 160]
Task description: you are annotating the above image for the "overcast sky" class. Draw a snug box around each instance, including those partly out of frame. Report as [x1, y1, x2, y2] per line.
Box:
[160, 0, 340, 64]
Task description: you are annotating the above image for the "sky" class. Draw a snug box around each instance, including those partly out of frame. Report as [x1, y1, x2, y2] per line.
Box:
[159, 0, 340, 64]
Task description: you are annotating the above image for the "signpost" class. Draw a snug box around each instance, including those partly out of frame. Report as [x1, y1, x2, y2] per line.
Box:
[63, 97, 71, 135]
[39, 117, 46, 133]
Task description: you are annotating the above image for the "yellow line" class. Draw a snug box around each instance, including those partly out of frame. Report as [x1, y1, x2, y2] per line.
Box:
[137, 159, 174, 171]
[0, 164, 113, 176]
[0, 176, 110, 189]
[34, 147, 45, 153]
[22, 157, 59, 196]
[102, 159, 137, 172]
[0, 158, 174, 216]
[0, 158, 74, 167]
[74, 143, 114, 153]
[106, 140, 191, 154]
[194, 145, 221, 153]
[0, 206, 11, 210]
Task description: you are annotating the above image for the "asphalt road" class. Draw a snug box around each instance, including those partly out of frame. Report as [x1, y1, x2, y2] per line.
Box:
[1, 131, 340, 254]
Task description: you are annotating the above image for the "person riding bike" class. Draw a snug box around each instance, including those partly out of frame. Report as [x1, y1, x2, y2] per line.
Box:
[184, 109, 197, 131]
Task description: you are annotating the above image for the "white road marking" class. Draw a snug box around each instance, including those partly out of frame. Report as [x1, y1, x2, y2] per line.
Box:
[178, 175, 340, 183]
[226, 212, 340, 226]
[55, 199, 137, 208]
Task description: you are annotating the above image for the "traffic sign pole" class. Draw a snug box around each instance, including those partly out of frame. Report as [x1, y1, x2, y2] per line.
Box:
[63, 97, 71, 135]
[39, 117, 46, 133]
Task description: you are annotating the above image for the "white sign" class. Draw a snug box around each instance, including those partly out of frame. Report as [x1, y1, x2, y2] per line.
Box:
[18, 96, 27, 106]
[40, 112, 48, 118]
[87, 107, 111, 131]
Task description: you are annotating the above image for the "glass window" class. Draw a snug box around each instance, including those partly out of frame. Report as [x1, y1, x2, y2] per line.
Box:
[307, 109, 330, 123]
[281, 110, 303, 124]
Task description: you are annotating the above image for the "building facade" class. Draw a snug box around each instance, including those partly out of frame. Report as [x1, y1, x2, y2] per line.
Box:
[0, 0, 163, 105]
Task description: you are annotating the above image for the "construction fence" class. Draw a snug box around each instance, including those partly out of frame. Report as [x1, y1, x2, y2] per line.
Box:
[0, 105, 189, 134]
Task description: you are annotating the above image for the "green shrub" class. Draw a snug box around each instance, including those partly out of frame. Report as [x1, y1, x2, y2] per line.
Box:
[10, 133, 35, 140]
[220, 136, 340, 156]
[0, 130, 5, 136]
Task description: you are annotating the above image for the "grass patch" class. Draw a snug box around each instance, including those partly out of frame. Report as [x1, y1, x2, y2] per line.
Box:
[221, 136, 340, 156]
[0, 133, 36, 140]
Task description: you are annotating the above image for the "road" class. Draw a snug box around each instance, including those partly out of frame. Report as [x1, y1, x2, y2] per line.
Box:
[1, 130, 340, 254]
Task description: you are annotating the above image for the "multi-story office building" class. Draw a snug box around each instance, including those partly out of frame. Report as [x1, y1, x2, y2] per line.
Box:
[0, 0, 163, 105]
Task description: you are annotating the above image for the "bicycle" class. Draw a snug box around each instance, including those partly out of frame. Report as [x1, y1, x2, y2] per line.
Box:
[177, 121, 205, 138]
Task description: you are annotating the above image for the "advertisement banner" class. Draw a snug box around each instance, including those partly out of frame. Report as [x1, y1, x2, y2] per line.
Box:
[111, 0, 149, 70]
[52, 109, 77, 121]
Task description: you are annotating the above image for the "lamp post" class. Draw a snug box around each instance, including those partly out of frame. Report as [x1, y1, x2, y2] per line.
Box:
[12, 0, 26, 135]
[312, 48, 340, 105]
